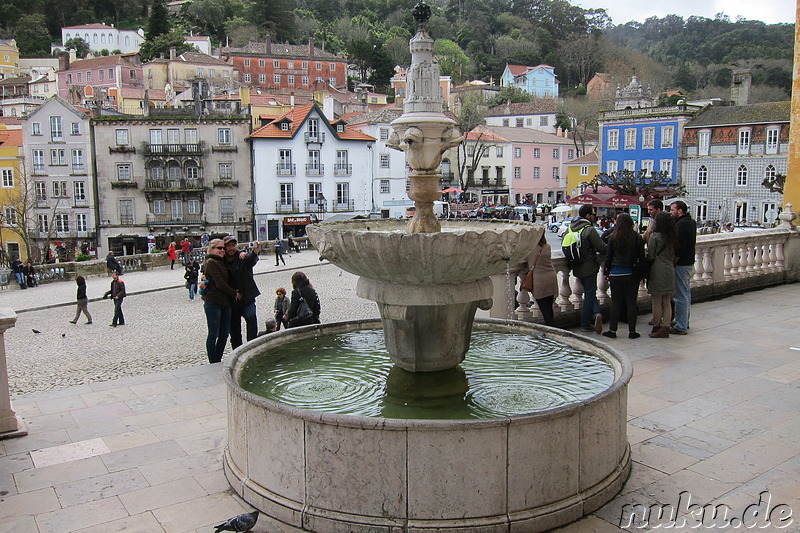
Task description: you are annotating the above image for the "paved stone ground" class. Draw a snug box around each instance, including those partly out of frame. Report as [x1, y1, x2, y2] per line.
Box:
[4, 251, 377, 396]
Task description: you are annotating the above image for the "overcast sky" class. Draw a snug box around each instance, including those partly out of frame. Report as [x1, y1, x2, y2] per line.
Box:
[577, 0, 796, 26]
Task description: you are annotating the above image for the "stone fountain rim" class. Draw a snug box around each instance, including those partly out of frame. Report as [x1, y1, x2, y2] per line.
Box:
[310, 218, 541, 234]
[223, 318, 633, 430]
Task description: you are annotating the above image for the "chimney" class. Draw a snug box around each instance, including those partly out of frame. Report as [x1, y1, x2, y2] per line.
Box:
[265, 34, 271, 55]
[69, 49, 77, 63]
[731, 69, 752, 106]
[308, 38, 314, 57]
[290, 92, 295, 107]
[58, 52, 70, 73]
[169, 47, 176, 60]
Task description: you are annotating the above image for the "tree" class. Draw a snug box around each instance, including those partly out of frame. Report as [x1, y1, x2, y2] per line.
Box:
[139, 30, 197, 61]
[762, 172, 785, 194]
[14, 14, 52, 57]
[556, 97, 599, 157]
[63, 37, 90, 58]
[433, 38, 470, 83]
[145, 0, 170, 41]
[454, 97, 494, 195]
[248, 0, 296, 43]
[367, 43, 395, 91]
[582, 169, 685, 198]
[487, 86, 531, 108]
[224, 17, 259, 48]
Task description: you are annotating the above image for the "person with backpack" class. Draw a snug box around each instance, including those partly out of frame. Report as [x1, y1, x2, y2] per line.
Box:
[565, 204, 607, 333]
[601, 213, 645, 339]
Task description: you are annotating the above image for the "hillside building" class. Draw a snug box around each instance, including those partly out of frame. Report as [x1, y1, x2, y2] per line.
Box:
[500, 64, 559, 98]
[484, 100, 560, 134]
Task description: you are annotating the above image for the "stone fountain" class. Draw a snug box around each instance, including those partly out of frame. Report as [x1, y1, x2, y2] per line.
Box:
[222, 4, 631, 531]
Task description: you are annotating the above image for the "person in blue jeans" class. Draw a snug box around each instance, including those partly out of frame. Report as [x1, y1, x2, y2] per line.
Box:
[224, 235, 262, 349]
[670, 201, 696, 335]
[569, 205, 607, 333]
[201, 239, 239, 363]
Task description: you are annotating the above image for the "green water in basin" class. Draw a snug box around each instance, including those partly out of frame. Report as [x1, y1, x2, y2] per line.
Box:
[239, 328, 615, 420]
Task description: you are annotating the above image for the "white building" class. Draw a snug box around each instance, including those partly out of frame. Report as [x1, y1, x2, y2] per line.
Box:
[484, 100, 560, 135]
[249, 103, 375, 239]
[60, 24, 145, 55]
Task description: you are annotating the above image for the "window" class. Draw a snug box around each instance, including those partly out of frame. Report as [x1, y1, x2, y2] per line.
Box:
[186, 164, 198, 180]
[336, 124, 344, 132]
[188, 199, 200, 214]
[35, 182, 46, 201]
[152, 199, 166, 215]
[86, 71, 91, 82]
[502, 119, 509, 127]
[1, 169, 12, 188]
[38, 214, 48, 232]
[624, 160, 635, 171]
[219, 162, 232, 180]
[552, 168, 559, 179]
[379, 128, 389, 141]
[641, 160, 654, 174]
[624, 129, 636, 150]
[72, 149, 84, 172]
[697, 165, 708, 186]
[514, 148, 521, 158]
[696, 200, 708, 222]
[580, 166, 588, 176]
[150, 129, 162, 145]
[115, 129, 129, 146]
[379, 180, 390, 194]
[50, 116, 63, 142]
[302, 61, 308, 69]
[514, 167, 521, 179]
[117, 164, 131, 181]
[336, 182, 350, 204]
[170, 199, 183, 219]
[149, 164, 164, 180]
[734, 201, 749, 223]
[220, 198, 234, 220]
[764, 164, 776, 183]
[336, 150, 348, 166]
[99, 70, 104, 81]
[33, 150, 44, 172]
[642, 127, 655, 149]
[32, 122, 41, 135]
[540, 116, 548, 126]
[308, 183, 322, 204]
[280, 183, 293, 205]
[316, 62, 322, 70]
[71, 123, 80, 135]
[607, 130, 619, 150]
[607, 160, 618, 174]
[516, 118, 523, 127]
[766, 127, 779, 154]
[280, 122, 289, 131]
[738, 129, 751, 154]
[54, 213, 69, 232]
[329, 77, 336, 85]
[288, 75, 294, 85]
[4, 207, 17, 226]
[552, 149, 559, 159]
[108, 68, 114, 79]
[496, 146, 503, 157]
[533, 167, 540, 178]
[130, 70, 136, 79]
[288, 61, 294, 68]
[279, 149, 292, 171]
[736, 165, 748, 186]
[330, 63, 336, 71]
[73, 181, 85, 201]
[661, 126, 674, 148]
[273, 74, 280, 84]
[269, 60, 276, 67]
[244, 58, 250, 67]
[533, 148, 540, 158]
[244, 73, 251, 83]
[698, 131, 710, 156]
[50, 149, 66, 165]
[660, 160, 672, 177]
[75, 213, 87, 232]
[380, 154, 390, 168]
[568, 149, 574, 160]
[168, 162, 181, 180]
[185, 128, 198, 144]
[259, 74, 266, 83]
[302, 76, 308, 85]
[218, 128, 231, 145]
[67, 74, 72, 84]
[167, 128, 180, 144]
[308, 150, 321, 170]
[77, 73, 82, 83]
[52, 181, 67, 197]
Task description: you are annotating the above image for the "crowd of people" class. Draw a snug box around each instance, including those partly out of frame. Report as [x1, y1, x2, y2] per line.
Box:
[524, 199, 697, 340]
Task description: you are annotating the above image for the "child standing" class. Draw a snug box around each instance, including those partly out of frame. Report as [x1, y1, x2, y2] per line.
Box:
[274, 288, 290, 330]
[69, 276, 93, 324]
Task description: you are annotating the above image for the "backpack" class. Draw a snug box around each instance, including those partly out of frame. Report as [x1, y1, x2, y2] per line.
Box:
[561, 224, 588, 269]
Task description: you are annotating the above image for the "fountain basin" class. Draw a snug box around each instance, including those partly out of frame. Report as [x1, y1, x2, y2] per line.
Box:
[223, 319, 632, 532]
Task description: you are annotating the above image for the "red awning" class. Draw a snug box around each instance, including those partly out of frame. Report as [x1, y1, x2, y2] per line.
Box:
[568, 193, 640, 207]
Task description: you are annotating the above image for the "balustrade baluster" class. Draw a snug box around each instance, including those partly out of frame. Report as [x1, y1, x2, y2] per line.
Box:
[597, 271, 609, 306]
[569, 274, 583, 311]
[767, 240, 777, 272]
[692, 252, 704, 283]
[775, 242, 785, 270]
[752, 243, 763, 275]
[730, 245, 741, 278]
[515, 273, 533, 322]
[723, 245, 732, 280]
[556, 268, 572, 311]
[744, 242, 755, 277]
[702, 250, 713, 284]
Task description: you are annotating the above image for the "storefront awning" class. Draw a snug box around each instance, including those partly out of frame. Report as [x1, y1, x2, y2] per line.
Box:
[283, 216, 312, 225]
[567, 193, 640, 207]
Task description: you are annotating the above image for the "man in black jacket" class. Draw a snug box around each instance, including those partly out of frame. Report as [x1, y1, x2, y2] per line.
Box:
[224, 236, 262, 348]
[670, 201, 696, 335]
[103, 271, 126, 327]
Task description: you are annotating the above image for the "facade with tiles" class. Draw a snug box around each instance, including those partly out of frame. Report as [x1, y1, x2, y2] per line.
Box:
[91, 113, 251, 255]
[21, 97, 98, 260]
[221, 39, 346, 92]
[681, 101, 788, 225]
[249, 104, 374, 240]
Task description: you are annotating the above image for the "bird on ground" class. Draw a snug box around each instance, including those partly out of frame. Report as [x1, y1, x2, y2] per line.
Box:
[61, 333, 66, 338]
[32, 329, 41, 334]
[214, 510, 259, 533]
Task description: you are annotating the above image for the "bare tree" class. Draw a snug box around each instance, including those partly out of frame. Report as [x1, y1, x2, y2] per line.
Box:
[582, 169, 686, 198]
[762, 172, 785, 193]
[556, 97, 599, 158]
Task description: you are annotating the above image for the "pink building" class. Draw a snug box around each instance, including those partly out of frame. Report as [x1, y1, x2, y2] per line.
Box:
[56, 53, 143, 106]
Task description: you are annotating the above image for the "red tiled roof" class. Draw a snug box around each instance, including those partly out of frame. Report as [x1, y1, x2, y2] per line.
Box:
[0, 117, 21, 126]
[0, 129, 23, 147]
[63, 23, 114, 30]
[506, 65, 528, 76]
[249, 104, 374, 141]
[566, 151, 598, 165]
[67, 54, 140, 70]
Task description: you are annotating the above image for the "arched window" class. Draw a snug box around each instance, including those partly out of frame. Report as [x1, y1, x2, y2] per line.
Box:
[168, 161, 181, 181]
[764, 164, 776, 181]
[185, 161, 199, 181]
[101, 34, 106, 44]
[65, 33, 70, 41]
[93, 34, 98, 44]
[149, 163, 163, 181]
[697, 165, 708, 186]
[736, 165, 748, 186]
[125, 36, 130, 46]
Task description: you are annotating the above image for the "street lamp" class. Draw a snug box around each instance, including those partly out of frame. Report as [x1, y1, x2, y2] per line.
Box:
[317, 193, 326, 222]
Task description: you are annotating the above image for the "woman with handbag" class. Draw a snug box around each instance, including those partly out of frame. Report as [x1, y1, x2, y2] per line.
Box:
[646, 212, 676, 338]
[601, 213, 645, 339]
[286, 271, 321, 327]
[524, 234, 558, 326]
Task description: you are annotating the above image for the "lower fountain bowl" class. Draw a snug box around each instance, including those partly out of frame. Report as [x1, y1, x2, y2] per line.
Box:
[223, 319, 632, 533]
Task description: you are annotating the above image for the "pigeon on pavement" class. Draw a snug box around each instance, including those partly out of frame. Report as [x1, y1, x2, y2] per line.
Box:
[214, 510, 259, 532]
[32, 329, 41, 334]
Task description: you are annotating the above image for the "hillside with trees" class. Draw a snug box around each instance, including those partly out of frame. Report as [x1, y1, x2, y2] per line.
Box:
[0, 0, 792, 101]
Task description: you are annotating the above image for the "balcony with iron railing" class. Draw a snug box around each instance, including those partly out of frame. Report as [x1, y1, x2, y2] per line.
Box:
[71, 164, 86, 175]
[146, 214, 204, 226]
[275, 201, 301, 213]
[144, 143, 203, 156]
[332, 199, 355, 212]
[143, 179, 204, 192]
[304, 131, 325, 143]
[334, 164, 352, 176]
[306, 164, 324, 176]
[276, 164, 296, 176]
[304, 200, 327, 212]
[32, 165, 46, 175]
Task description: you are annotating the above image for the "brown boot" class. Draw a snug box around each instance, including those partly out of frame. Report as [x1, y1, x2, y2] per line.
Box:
[649, 326, 670, 338]
[650, 325, 658, 335]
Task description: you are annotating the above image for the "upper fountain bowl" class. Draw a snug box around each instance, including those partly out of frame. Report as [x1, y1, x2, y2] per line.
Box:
[307, 219, 543, 285]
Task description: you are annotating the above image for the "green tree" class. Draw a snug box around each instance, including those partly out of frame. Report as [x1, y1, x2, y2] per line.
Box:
[64, 37, 90, 58]
[139, 30, 196, 61]
[487, 86, 531, 108]
[248, 0, 296, 43]
[433, 39, 470, 83]
[224, 16, 259, 47]
[14, 14, 52, 57]
[145, 0, 170, 41]
[367, 43, 395, 91]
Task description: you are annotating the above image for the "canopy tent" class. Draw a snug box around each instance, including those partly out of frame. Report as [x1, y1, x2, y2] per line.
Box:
[441, 187, 464, 193]
[567, 193, 640, 207]
[551, 205, 575, 214]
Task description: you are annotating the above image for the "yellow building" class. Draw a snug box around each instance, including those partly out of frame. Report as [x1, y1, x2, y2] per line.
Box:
[0, 127, 27, 261]
[565, 151, 599, 200]
[0, 39, 20, 80]
[784, 1, 800, 221]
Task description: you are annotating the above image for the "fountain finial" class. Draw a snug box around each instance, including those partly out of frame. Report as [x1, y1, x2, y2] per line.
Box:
[412, 2, 432, 30]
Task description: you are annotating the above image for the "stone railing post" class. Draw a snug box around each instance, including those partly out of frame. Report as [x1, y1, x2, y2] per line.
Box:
[0, 308, 24, 438]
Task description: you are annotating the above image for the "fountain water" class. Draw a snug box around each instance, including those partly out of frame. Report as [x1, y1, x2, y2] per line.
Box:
[223, 3, 631, 531]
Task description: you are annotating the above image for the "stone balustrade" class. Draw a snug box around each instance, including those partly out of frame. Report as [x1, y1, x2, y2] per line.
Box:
[490, 227, 800, 326]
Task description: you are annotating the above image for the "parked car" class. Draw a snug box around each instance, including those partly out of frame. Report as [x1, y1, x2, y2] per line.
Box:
[549, 219, 571, 234]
